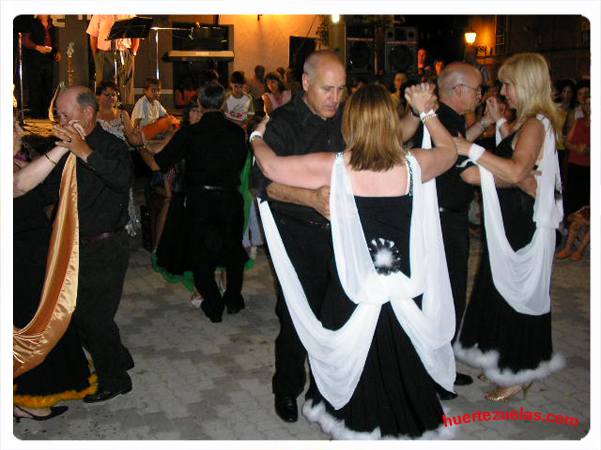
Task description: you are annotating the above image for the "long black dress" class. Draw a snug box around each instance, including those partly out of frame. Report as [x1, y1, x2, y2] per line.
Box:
[14, 186, 94, 408]
[304, 193, 448, 439]
[456, 133, 563, 385]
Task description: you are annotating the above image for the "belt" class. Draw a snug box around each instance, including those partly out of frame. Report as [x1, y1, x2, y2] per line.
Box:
[81, 227, 125, 245]
[198, 185, 238, 192]
[439, 206, 468, 214]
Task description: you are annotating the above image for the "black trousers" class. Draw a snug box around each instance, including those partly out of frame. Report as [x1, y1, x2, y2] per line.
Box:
[271, 211, 333, 399]
[565, 163, 590, 217]
[25, 58, 54, 118]
[188, 190, 247, 316]
[439, 210, 470, 343]
[73, 229, 132, 390]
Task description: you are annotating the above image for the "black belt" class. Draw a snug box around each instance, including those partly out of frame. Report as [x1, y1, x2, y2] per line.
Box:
[81, 227, 126, 245]
[198, 185, 238, 192]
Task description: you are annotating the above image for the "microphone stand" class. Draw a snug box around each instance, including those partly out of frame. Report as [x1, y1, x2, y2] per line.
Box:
[150, 26, 193, 81]
[17, 32, 25, 123]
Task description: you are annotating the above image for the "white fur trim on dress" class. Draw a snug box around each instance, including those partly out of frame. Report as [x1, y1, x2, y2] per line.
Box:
[302, 399, 455, 440]
[454, 342, 565, 386]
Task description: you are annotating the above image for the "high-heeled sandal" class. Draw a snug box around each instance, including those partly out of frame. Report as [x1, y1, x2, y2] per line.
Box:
[14, 405, 68, 423]
[484, 383, 533, 402]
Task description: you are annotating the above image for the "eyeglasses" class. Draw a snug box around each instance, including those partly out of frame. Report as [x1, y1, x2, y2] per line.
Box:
[455, 83, 483, 96]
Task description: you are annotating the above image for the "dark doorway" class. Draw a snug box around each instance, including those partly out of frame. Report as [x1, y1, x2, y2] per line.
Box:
[289, 36, 317, 81]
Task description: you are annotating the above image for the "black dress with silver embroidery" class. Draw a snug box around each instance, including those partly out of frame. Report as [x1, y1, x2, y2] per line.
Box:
[306, 189, 444, 438]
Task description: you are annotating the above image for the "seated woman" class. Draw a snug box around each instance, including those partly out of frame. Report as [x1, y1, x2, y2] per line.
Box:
[13, 118, 95, 422]
[96, 80, 145, 236]
[453, 53, 565, 402]
[262, 72, 291, 116]
[252, 83, 458, 439]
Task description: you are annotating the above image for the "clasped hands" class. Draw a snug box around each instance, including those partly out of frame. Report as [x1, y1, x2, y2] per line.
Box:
[53, 121, 91, 159]
[404, 83, 438, 115]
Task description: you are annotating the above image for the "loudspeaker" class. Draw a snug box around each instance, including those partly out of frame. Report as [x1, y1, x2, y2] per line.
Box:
[384, 26, 418, 75]
[346, 25, 375, 74]
[171, 23, 232, 88]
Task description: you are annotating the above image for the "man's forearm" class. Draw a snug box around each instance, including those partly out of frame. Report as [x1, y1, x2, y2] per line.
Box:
[266, 182, 317, 208]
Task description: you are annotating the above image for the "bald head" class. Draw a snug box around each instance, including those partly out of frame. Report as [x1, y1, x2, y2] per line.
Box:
[437, 62, 482, 114]
[303, 50, 345, 82]
[301, 50, 347, 119]
[56, 85, 98, 133]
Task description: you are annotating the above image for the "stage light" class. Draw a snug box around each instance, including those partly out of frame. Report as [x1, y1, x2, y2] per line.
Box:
[464, 30, 477, 45]
[331, 15, 340, 24]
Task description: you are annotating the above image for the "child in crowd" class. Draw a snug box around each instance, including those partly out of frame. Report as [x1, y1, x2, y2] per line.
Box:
[555, 206, 590, 261]
[223, 71, 255, 129]
[131, 77, 178, 139]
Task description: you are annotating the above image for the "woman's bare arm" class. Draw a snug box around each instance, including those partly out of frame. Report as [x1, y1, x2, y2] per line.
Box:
[14, 145, 69, 197]
[455, 117, 543, 184]
[252, 137, 334, 190]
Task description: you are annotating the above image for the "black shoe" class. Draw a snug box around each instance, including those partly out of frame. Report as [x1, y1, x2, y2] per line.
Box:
[83, 384, 132, 403]
[14, 405, 68, 422]
[274, 395, 298, 422]
[226, 304, 245, 314]
[435, 384, 458, 401]
[201, 301, 223, 323]
[454, 372, 473, 386]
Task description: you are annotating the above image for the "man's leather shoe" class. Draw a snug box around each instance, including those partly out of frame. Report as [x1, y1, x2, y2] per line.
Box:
[435, 384, 458, 401]
[454, 372, 473, 386]
[275, 395, 298, 422]
[83, 384, 132, 403]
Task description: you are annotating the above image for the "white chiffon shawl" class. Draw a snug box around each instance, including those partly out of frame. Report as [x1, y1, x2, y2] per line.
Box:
[258, 136, 456, 410]
[476, 115, 562, 315]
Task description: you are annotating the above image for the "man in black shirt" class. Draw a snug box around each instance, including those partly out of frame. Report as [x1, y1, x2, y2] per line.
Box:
[252, 50, 346, 422]
[413, 62, 491, 397]
[155, 83, 249, 323]
[21, 15, 61, 118]
[47, 86, 134, 403]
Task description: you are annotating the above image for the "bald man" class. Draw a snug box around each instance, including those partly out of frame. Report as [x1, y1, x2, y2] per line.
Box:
[412, 62, 493, 398]
[251, 50, 346, 422]
[45, 86, 134, 403]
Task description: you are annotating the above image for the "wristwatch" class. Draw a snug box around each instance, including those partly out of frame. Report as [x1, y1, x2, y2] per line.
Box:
[249, 130, 263, 143]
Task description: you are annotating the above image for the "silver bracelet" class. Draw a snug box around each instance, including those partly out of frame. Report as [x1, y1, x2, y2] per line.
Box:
[419, 110, 437, 123]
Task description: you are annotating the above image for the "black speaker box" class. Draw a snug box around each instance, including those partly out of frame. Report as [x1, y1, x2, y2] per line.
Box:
[384, 27, 418, 75]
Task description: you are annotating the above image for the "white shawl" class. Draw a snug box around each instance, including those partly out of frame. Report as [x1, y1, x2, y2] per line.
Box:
[476, 115, 562, 315]
[258, 143, 456, 409]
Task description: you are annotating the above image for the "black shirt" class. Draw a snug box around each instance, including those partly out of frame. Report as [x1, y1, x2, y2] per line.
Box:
[22, 16, 59, 62]
[155, 111, 247, 190]
[42, 125, 132, 237]
[413, 102, 474, 211]
[259, 92, 345, 222]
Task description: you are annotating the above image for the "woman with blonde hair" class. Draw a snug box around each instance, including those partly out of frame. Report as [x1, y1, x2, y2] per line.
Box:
[252, 83, 458, 438]
[453, 53, 565, 401]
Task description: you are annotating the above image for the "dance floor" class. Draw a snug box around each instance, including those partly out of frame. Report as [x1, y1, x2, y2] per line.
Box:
[13, 185, 590, 442]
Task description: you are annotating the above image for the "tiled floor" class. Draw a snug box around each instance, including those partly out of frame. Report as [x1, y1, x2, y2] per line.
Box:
[13, 230, 590, 442]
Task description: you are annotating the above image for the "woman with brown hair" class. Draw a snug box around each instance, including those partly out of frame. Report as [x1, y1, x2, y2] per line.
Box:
[453, 53, 565, 402]
[252, 83, 457, 438]
[262, 72, 291, 116]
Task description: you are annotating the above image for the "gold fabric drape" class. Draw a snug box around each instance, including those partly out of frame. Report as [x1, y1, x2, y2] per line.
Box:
[13, 154, 79, 378]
